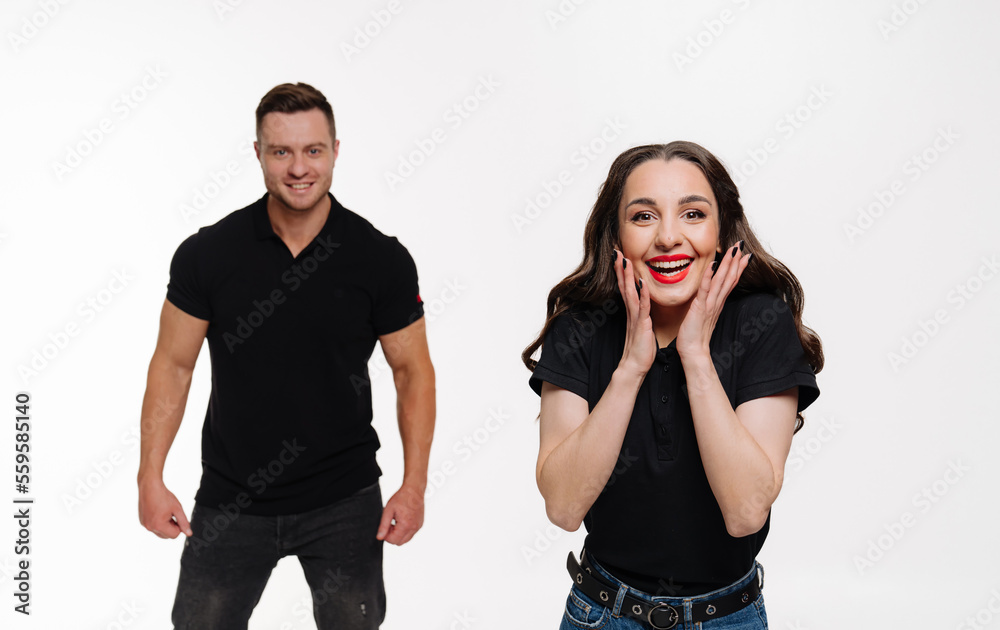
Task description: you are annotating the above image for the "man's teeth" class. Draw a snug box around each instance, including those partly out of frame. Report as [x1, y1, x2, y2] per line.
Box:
[291, 183, 311, 189]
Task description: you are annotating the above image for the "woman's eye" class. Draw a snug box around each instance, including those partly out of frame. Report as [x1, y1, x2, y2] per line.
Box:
[631, 211, 654, 222]
[684, 210, 706, 220]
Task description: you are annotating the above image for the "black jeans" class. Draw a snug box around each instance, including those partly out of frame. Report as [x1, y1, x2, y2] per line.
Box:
[172, 482, 385, 629]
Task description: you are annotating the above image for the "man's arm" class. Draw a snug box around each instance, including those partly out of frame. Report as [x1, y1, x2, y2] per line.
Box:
[137, 299, 209, 539]
[375, 317, 435, 546]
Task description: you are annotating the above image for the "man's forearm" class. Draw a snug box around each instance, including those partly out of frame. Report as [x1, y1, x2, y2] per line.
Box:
[137, 355, 194, 484]
[393, 365, 435, 492]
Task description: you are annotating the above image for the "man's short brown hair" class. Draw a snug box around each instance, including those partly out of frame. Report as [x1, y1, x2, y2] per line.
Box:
[255, 82, 335, 143]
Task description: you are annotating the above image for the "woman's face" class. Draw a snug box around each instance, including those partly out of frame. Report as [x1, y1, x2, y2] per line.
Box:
[617, 158, 722, 314]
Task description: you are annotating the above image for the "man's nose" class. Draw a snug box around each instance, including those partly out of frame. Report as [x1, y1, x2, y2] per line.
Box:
[289, 153, 308, 177]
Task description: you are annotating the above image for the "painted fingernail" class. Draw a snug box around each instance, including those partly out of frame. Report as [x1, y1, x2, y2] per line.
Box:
[738, 240, 744, 252]
[612, 250, 617, 263]
[623, 258, 627, 270]
[746, 252, 753, 263]
[638, 279, 643, 290]
[731, 246, 738, 258]
[711, 261, 718, 271]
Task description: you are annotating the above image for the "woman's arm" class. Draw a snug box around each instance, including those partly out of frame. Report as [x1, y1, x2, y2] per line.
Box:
[676, 243, 796, 537]
[536, 252, 655, 531]
[681, 357, 798, 537]
[537, 370, 644, 531]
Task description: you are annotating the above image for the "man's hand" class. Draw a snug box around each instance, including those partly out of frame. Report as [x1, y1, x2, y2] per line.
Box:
[139, 478, 193, 539]
[376, 483, 424, 546]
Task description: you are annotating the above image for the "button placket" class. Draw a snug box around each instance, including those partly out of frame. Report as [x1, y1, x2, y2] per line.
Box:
[654, 350, 678, 461]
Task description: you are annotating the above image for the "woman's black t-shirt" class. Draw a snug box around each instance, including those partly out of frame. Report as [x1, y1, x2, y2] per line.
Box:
[529, 291, 819, 595]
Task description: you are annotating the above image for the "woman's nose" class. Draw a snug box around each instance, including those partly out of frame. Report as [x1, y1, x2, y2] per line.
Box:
[655, 217, 682, 249]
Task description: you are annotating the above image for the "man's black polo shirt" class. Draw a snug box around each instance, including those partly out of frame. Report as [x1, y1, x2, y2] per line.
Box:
[529, 292, 819, 595]
[167, 193, 423, 516]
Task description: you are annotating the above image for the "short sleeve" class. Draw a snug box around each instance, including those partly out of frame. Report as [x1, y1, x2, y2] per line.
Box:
[166, 233, 212, 321]
[372, 238, 424, 335]
[733, 295, 820, 412]
[528, 312, 592, 401]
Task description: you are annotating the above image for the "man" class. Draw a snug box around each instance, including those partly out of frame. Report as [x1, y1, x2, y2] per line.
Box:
[137, 82, 435, 629]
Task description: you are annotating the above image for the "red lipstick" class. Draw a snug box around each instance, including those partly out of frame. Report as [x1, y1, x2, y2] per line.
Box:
[646, 255, 693, 284]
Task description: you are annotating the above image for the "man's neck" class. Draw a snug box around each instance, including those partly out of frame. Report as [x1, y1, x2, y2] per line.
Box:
[266, 194, 332, 258]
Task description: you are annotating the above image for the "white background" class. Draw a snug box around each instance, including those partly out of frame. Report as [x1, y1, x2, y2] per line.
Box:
[2, 0, 999, 628]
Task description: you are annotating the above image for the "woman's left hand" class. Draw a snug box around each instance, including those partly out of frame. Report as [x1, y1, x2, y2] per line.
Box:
[675, 241, 751, 359]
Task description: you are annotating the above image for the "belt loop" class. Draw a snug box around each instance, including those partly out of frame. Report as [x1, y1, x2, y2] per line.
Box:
[612, 583, 627, 617]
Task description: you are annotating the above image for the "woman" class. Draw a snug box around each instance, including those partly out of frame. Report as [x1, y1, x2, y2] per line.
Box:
[524, 142, 822, 629]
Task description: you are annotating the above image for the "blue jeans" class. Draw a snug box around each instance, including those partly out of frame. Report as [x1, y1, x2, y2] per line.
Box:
[172, 481, 385, 630]
[559, 554, 767, 630]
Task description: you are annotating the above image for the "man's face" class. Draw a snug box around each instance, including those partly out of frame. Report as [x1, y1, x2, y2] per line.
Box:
[254, 108, 338, 214]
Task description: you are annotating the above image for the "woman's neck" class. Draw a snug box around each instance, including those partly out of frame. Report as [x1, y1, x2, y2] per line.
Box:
[649, 301, 692, 348]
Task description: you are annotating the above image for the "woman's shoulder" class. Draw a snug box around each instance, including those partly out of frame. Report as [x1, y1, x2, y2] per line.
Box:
[723, 290, 788, 314]
[714, 290, 797, 347]
[541, 298, 624, 359]
[559, 298, 625, 329]
[719, 290, 791, 325]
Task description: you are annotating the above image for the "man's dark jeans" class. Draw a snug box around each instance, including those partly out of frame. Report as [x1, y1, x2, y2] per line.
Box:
[172, 482, 385, 629]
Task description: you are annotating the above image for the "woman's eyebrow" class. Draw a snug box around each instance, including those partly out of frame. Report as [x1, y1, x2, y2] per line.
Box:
[677, 194, 712, 206]
[623, 197, 658, 210]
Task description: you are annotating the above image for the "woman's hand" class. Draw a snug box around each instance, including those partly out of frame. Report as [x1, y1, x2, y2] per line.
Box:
[613, 249, 656, 377]
[676, 241, 751, 359]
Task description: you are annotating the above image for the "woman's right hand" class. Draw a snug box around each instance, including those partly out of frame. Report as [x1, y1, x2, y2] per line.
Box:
[613, 249, 656, 378]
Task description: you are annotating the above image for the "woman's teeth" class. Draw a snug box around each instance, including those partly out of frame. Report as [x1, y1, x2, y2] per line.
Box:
[647, 260, 692, 276]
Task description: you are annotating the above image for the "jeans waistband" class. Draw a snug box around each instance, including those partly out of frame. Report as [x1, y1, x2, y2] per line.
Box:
[582, 550, 763, 605]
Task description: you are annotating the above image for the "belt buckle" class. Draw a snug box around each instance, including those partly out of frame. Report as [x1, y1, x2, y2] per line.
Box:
[647, 603, 679, 629]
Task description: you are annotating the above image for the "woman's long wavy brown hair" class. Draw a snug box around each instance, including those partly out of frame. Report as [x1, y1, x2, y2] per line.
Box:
[521, 141, 823, 430]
